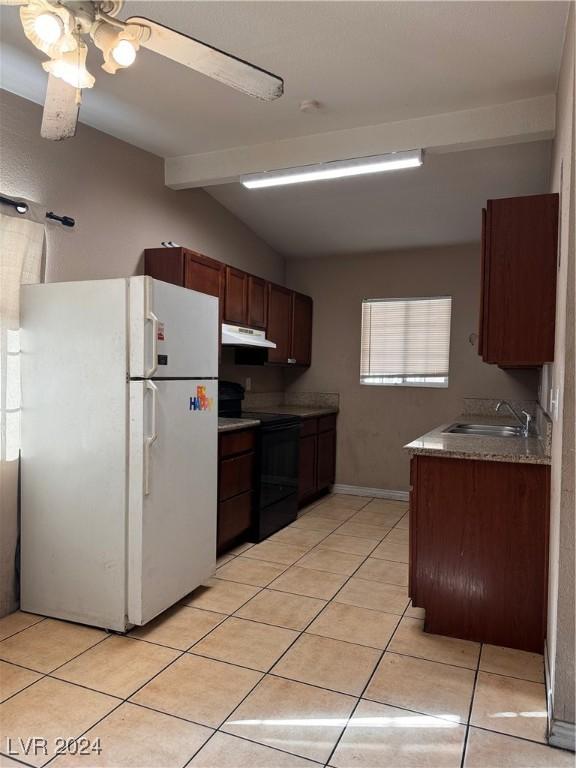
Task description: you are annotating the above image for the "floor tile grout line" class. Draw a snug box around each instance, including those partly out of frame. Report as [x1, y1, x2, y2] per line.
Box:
[0, 615, 47, 644]
[3, 501, 551, 765]
[36, 595, 272, 768]
[460, 640, 484, 768]
[204, 552, 366, 767]
[323, 595, 411, 766]
[358, 693, 471, 726]
[13, 591, 269, 768]
[182, 730, 327, 768]
[381, 647, 479, 673]
[201, 502, 408, 766]
[0, 669, 51, 707]
[0, 496, 391, 766]
[457, 722, 558, 749]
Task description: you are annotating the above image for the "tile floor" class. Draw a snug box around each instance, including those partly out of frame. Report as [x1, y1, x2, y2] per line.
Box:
[0, 493, 572, 768]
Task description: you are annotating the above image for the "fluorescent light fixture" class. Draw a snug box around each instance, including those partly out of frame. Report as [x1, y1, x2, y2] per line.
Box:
[241, 149, 423, 189]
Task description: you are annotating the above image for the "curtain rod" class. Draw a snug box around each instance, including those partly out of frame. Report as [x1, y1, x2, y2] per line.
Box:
[0, 194, 75, 228]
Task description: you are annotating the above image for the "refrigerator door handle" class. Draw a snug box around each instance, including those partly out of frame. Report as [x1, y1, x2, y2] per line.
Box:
[144, 280, 159, 378]
[143, 380, 158, 495]
[145, 311, 159, 378]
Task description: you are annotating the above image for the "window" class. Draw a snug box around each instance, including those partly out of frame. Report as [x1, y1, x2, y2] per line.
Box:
[360, 296, 452, 387]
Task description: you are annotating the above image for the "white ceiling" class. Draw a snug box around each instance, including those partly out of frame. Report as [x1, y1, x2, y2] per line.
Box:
[0, 2, 565, 256]
[0, 1, 569, 158]
[208, 140, 552, 256]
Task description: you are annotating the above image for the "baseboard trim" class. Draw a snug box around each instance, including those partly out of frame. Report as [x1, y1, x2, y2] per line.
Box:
[331, 484, 409, 502]
[549, 718, 576, 752]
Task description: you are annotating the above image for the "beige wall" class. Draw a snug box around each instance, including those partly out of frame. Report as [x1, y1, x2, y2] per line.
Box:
[285, 244, 539, 491]
[543, 3, 575, 738]
[0, 89, 285, 614]
[0, 91, 285, 284]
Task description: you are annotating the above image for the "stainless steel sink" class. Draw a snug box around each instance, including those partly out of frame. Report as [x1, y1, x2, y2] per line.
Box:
[443, 423, 525, 438]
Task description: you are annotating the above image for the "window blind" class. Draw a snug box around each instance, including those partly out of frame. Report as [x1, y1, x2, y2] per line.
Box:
[360, 296, 452, 385]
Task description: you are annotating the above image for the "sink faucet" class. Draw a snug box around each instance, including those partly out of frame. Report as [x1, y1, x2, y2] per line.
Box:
[495, 400, 532, 437]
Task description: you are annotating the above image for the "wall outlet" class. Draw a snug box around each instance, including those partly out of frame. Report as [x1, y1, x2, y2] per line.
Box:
[245, 377, 252, 392]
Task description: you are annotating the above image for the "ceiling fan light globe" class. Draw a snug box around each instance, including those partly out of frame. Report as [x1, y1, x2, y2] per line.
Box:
[34, 13, 63, 45]
[43, 46, 95, 90]
[112, 39, 136, 67]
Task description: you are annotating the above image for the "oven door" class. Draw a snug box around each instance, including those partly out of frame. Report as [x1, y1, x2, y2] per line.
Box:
[259, 423, 300, 509]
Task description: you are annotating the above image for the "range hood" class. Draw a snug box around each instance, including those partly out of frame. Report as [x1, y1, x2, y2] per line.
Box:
[221, 323, 276, 349]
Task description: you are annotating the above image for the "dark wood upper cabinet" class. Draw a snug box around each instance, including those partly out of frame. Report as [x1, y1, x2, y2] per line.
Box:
[144, 247, 223, 301]
[267, 283, 293, 364]
[291, 292, 313, 367]
[145, 248, 313, 367]
[184, 251, 223, 299]
[247, 275, 267, 329]
[144, 247, 187, 286]
[479, 194, 558, 367]
[224, 266, 248, 325]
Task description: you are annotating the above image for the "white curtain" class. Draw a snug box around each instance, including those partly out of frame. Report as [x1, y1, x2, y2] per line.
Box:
[0, 212, 45, 615]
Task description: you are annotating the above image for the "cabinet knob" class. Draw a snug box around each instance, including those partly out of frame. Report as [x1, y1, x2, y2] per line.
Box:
[288, 358, 296, 364]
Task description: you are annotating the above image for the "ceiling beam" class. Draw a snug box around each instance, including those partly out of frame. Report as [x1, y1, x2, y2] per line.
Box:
[165, 94, 555, 189]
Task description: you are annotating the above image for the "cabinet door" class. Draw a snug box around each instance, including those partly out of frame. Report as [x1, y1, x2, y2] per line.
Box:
[217, 492, 252, 553]
[477, 208, 489, 358]
[267, 283, 293, 364]
[144, 248, 186, 286]
[481, 194, 558, 366]
[291, 292, 313, 366]
[184, 251, 223, 299]
[224, 266, 248, 325]
[412, 456, 549, 652]
[247, 276, 267, 329]
[298, 433, 317, 501]
[317, 430, 336, 490]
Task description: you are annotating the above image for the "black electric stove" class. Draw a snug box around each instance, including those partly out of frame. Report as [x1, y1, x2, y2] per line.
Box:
[219, 383, 300, 540]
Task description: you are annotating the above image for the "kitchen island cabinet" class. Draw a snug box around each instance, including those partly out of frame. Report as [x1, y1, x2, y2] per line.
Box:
[409, 454, 549, 653]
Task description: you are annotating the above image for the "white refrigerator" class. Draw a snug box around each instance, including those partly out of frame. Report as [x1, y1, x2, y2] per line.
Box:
[20, 277, 218, 631]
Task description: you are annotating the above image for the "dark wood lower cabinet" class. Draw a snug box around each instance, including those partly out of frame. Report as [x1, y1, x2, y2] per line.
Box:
[410, 454, 549, 653]
[218, 492, 252, 554]
[298, 415, 337, 506]
[317, 430, 336, 489]
[217, 429, 255, 554]
[299, 433, 317, 499]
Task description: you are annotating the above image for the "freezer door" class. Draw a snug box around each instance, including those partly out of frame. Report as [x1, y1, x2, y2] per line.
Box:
[128, 379, 217, 625]
[129, 276, 219, 379]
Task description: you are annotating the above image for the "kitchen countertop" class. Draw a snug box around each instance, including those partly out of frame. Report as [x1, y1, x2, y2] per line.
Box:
[218, 417, 261, 433]
[244, 405, 338, 418]
[405, 414, 551, 465]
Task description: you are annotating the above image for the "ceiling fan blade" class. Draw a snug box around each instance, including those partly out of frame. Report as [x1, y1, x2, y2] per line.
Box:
[126, 16, 284, 102]
[41, 74, 79, 140]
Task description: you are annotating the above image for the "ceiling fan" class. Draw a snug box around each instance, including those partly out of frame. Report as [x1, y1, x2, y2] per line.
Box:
[3, 0, 284, 140]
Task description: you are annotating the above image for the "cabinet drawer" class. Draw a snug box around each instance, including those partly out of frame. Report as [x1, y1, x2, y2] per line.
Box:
[219, 453, 254, 501]
[318, 414, 337, 433]
[300, 417, 318, 437]
[218, 491, 252, 552]
[219, 429, 256, 458]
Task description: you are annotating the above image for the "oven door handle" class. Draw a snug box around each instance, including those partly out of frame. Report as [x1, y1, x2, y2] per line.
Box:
[260, 423, 301, 434]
